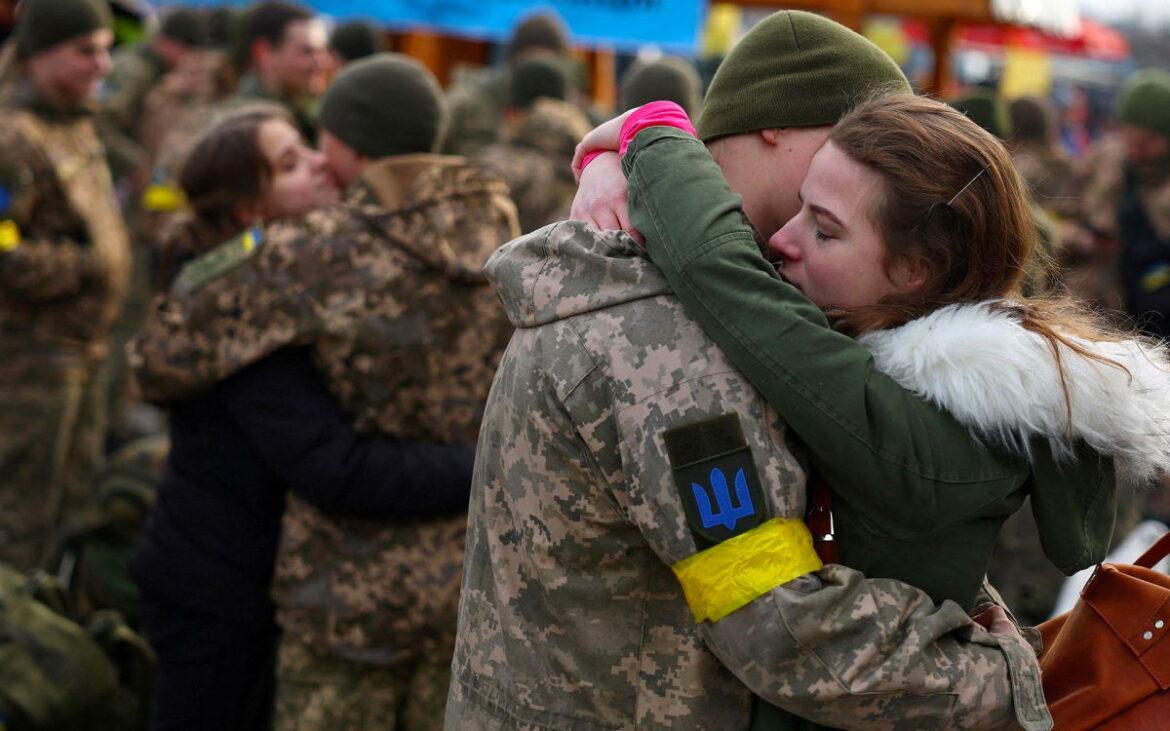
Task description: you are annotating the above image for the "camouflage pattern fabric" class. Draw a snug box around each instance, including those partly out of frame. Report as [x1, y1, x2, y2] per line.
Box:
[477, 98, 591, 234]
[217, 73, 318, 145]
[1079, 133, 1170, 241]
[440, 66, 508, 158]
[97, 42, 168, 183]
[0, 83, 130, 572]
[447, 221, 1050, 731]
[130, 154, 520, 730]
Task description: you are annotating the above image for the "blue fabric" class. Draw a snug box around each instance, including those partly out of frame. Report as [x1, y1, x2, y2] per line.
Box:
[150, 0, 705, 51]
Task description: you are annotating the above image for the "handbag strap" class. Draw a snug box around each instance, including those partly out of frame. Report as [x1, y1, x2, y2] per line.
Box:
[1135, 530, 1170, 569]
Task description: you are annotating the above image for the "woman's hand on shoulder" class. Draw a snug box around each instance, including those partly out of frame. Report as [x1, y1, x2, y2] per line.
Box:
[569, 151, 643, 243]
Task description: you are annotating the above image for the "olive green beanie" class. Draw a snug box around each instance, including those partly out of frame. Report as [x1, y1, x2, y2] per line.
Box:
[1117, 69, 1170, 141]
[949, 90, 1011, 139]
[160, 8, 209, 48]
[318, 53, 446, 159]
[1009, 96, 1053, 144]
[329, 20, 386, 64]
[506, 12, 570, 62]
[620, 57, 702, 116]
[15, 0, 113, 58]
[698, 11, 909, 141]
[510, 55, 568, 110]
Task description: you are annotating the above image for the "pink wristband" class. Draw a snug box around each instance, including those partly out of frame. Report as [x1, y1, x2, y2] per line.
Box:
[618, 101, 697, 156]
[579, 149, 607, 172]
[577, 101, 697, 176]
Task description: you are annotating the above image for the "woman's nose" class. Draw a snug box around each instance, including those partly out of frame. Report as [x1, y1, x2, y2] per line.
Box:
[768, 225, 803, 264]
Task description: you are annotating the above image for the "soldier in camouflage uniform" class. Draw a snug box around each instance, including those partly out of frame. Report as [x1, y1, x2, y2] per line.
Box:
[448, 12, 1050, 730]
[478, 56, 591, 234]
[1076, 70, 1170, 335]
[97, 8, 207, 188]
[131, 54, 519, 730]
[0, 0, 130, 572]
[219, 1, 325, 145]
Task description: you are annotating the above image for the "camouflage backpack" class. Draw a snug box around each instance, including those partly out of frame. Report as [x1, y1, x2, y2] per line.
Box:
[0, 564, 153, 730]
[48, 435, 168, 628]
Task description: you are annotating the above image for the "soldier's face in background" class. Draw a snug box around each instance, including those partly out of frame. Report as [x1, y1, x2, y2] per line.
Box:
[1121, 125, 1170, 165]
[267, 19, 327, 99]
[768, 141, 916, 309]
[254, 118, 339, 221]
[27, 29, 113, 107]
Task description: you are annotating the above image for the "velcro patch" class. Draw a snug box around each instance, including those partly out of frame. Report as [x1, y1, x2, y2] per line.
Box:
[174, 225, 264, 295]
[664, 413, 767, 550]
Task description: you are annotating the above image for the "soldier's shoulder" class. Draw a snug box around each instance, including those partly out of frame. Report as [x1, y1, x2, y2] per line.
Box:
[173, 225, 266, 296]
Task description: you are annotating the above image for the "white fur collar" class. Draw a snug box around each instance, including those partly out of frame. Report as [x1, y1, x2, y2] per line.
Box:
[858, 301, 1170, 487]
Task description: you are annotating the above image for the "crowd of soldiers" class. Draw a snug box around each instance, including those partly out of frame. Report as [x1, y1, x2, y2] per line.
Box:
[0, 0, 1168, 727]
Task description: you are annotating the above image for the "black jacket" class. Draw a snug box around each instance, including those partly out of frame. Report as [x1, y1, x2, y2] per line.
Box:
[131, 347, 475, 623]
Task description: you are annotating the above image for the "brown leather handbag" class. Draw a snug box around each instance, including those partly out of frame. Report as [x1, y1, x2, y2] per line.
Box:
[1038, 531, 1170, 729]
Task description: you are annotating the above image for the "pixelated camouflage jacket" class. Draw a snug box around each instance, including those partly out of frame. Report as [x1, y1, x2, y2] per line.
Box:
[477, 98, 591, 234]
[131, 154, 520, 664]
[446, 220, 1050, 731]
[0, 81, 130, 359]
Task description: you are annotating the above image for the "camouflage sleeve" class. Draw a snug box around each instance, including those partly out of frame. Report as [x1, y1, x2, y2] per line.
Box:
[97, 55, 153, 180]
[598, 359, 1048, 730]
[130, 223, 333, 402]
[0, 127, 99, 301]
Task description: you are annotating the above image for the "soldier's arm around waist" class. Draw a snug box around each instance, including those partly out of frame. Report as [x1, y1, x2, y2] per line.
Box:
[0, 129, 101, 301]
[595, 377, 1048, 730]
[624, 129, 1024, 538]
[222, 346, 475, 519]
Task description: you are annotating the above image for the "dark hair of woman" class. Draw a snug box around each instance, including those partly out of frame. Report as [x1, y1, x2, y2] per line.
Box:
[155, 104, 290, 288]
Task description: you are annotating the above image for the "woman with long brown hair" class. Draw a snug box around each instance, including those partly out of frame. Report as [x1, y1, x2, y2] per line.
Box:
[579, 93, 1170, 662]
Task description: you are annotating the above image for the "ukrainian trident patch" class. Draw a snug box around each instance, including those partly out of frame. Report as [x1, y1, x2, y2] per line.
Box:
[663, 413, 767, 549]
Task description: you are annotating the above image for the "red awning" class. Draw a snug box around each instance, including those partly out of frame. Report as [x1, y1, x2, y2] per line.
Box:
[953, 19, 1130, 62]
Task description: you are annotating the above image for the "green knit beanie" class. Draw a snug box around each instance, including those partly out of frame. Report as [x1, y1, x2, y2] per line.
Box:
[698, 11, 909, 141]
[160, 8, 209, 48]
[329, 20, 386, 64]
[506, 12, 570, 62]
[318, 53, 446, 159]
[510, 55, 568, 110]
[1117, 69, 1170, 141]
[620, 57, 702, 116]
[1009, 96, 1053, 144]
[15, 0, 113, 58]
[949, 90, 1011, 140]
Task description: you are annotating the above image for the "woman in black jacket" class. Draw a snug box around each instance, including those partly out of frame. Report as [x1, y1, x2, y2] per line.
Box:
[131, 106, 475, 731]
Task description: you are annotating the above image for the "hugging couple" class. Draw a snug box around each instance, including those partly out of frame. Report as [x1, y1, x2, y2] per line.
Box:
[449, 9, 1170, 731]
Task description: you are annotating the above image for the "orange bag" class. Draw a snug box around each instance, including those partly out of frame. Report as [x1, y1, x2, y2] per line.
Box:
[1038, 531, 1170, 729]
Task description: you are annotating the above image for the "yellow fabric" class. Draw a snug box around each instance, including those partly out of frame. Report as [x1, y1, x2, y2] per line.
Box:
[142, 183, 185, 212]
[673, 517, 822, 623]
[0, 219, 21, 251]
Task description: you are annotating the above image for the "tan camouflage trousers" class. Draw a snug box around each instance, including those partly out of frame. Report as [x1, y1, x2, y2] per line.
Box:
[273, 635, 451, 731]
[0, 351, 107, 571]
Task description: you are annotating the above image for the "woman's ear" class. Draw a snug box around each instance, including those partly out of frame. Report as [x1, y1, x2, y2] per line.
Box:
[892, 256, 928, 293]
